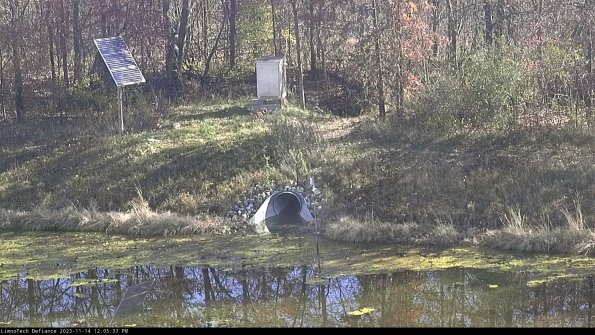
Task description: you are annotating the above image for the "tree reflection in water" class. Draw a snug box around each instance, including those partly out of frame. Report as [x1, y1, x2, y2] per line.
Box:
[0, 267, 593, 327]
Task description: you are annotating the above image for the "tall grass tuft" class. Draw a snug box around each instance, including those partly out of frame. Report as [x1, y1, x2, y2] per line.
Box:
[481, 205, 595, 255]
[561, 197, 585, 231]
[0, 191, 241, 236]
[325, 213, 420, 244]
[424, 218, 463, 247]
[575, 231, 595, 255]
[500, 206, 527, 234]
[324, 212, 462, 247]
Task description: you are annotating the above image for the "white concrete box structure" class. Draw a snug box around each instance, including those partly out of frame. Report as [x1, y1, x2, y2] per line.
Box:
[256, 56, 286, 101]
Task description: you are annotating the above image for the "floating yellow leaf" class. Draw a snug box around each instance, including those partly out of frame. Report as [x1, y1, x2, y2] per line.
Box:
[347, 307, 376, 316]
[488, 284, 498, 289]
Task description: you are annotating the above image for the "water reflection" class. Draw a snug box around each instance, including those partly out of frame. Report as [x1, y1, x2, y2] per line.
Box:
[0, 266, 593, 327]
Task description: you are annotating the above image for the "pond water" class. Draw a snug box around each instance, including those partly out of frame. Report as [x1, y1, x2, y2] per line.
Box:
[1, 265, 594, 327]
[1, 231, 595, 327]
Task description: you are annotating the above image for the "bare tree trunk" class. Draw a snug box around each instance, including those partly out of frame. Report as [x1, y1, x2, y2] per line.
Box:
[177, 0, 191, 71]
[587, 1, 593, 114]
[112, 0, 120, 34]
[48, 23, 57, 87]
[202, 19, 225, 80]
[0, 47, 5, 121]
[162, 0, 176, 90]
[100, 11, 108, 37]
[589, 26, 593, 112]
[60, 30, 68, 87]
[56, 28, 69, 88]
[291, 0, 306, 109]
[397, 0, 404, 111]
[287, 18, 292, 66]
[59, 0, 69, 88]
[317, 0, 327, 90]
[72, 0, 82, 84]
[446, 0, 457, 67]
[10, 0, 25, 123]
[431, 0, 439, 58]
[308, 0, 317, 78]
[484, 0, 494, 45]
[163, 0, 187, 95]
[495, 0, 506, 41]
[371, 0, 386, 119]
[228, 0, 237, 69]
[271, 0, 279, 55]
[202, 2, 208, 61]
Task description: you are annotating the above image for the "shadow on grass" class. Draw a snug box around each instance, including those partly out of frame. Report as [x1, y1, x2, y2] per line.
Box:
[0, 129, 272, 213]
[330, 118, 595, 230]
[138, 134, 272, 211]
[0, 116, 120, 175]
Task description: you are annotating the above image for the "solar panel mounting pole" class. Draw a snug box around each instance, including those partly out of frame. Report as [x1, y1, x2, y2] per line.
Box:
[117, 86, 124, 133]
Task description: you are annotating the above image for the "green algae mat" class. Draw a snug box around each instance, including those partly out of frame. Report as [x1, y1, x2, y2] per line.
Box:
[1, 230, 594, 286]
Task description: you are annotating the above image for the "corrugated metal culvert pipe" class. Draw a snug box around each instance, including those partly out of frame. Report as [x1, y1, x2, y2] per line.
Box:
[249, 191, 314, 234]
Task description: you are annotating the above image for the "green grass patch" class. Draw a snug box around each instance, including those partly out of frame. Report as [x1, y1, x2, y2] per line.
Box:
[3, 96, 595, 255]
[319, 113, 595, 255]
[0, 100, 280, 215]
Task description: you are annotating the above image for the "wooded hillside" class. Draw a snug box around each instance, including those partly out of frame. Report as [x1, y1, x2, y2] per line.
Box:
[0, 0, 592, 125]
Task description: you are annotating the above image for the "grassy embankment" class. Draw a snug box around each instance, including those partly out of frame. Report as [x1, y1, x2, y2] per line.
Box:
[1, 98, 595, 255]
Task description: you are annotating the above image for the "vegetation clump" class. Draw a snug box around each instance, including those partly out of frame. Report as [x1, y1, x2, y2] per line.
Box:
[1, 0, 594, 256]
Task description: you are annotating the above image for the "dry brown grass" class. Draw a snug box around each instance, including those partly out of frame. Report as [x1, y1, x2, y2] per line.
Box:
[575, 231, 595, 255]
[325, 214, 420, 244]
[324, 213, 463, 247]
[325, 205, 595, 255]
[481, 226, 595, 255]
[0, 197, 241, 236]
[424, 218, 463, 247]
[479, 205, 595, 255]
[561, 197, 585, 231]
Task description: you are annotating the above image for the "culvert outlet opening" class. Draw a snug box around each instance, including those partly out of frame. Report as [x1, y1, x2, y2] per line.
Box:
[272, 191, 302, 217]
[248, 190, 315, 233]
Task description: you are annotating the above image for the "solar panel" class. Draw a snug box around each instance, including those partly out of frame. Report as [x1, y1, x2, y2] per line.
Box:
[94, 36, 146, 87]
